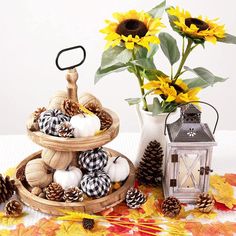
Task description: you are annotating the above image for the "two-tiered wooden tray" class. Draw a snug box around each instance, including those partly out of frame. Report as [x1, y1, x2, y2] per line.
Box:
[15, 47, 135, 215]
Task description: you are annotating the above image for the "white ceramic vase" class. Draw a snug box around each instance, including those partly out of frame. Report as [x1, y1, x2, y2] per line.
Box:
[135, 105, 178, 167]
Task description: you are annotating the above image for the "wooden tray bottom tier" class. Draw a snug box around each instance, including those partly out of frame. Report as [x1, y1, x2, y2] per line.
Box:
[15, 148, 135, 216]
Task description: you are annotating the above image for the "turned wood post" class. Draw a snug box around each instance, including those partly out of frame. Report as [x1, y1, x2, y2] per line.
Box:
[66, 68, 78, 102]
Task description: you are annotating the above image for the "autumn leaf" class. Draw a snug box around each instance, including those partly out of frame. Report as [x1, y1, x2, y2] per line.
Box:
[210, 175, 236, 209]
[185, 209, 217, 219]
[11, 224, 39, 236]
[165, 221, 187, 235]
[36, 218, 60, 236]
[0, 229, 11, 236]
[214, 201, 236, 211]
[57, 221, 108, 236]
[224, 173, 236, 186]
[185, 221, 236, 236]
[0, 212, 27, 226]
[138, 185, 164, 200]
[4, 167, 16, 178]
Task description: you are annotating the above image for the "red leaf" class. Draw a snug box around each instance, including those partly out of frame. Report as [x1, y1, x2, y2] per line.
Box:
[214, 201, 236, 211]
[224, 174, 236, 186]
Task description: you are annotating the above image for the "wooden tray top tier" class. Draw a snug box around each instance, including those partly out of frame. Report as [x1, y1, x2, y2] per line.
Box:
[15, 148, 135, 216]
[27, 108, 119, 152]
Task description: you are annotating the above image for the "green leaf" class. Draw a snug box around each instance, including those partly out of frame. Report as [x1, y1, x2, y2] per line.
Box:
[142, 69, 168, 81]
[129, 58, 156, 70]
[184, 66, 217, 86]
[135, 44, 159, 59]
[101, 46, 132, 69]
[218, 33, 236, 44]
[184, 76, 228, 89]
[148, 0, 166, 18]
[147, 44, 159, 58]
[152, 97, 162, 115]
[159, 32, 180, 65]
[95, 63, 128, 84]
[125, 98, 141, 106]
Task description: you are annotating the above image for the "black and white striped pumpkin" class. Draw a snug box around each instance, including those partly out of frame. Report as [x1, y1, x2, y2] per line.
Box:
[78, 147, 108, 172]
[80, 171, 111, 198]
[38, 109, 70, 136]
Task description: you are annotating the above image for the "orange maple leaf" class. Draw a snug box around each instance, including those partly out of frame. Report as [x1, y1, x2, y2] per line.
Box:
[224, 173, 236, 186]
[36, 218, 60, 236]
[185, 221, 236, 236]
[10, 224, 39, 236]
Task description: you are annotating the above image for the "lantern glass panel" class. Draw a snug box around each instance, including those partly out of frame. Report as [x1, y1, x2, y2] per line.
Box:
[178, 153, 200, 189]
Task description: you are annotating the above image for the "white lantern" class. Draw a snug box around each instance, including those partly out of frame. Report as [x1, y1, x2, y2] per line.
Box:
[163, 102, 218, 203]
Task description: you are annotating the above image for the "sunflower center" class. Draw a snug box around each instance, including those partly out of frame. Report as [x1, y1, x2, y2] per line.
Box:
[185, 18, 209, 32]
[116, 19, 148, 37]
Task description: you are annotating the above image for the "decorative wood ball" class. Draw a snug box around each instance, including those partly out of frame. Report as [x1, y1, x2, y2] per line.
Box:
[48, 90, 68, 110]
[42, 149, 74, 170]
[78, 147, 108, 172]
[70, 113, 100, 138]
[80, 171, 111, 198]
[53, 166, 82, 190]
[38, 109, 70, 136]
[25, 158, 53, 188]
[104, 156, 130, 182]
[78, 93, 103, 112]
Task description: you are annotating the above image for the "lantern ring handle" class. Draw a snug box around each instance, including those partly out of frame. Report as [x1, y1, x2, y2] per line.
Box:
[55, 45, 86, 71]
[164, 101, 219, 135]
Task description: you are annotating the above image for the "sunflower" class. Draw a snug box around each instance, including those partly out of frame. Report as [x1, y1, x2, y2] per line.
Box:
[100, 10, 165, 50]
[167, 7, 225, 44]
[143, 76, 201, 103]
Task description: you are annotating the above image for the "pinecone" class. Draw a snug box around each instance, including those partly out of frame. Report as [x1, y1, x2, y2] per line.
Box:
[61, 99, 81, 117]
[126, 188, 147, 209]
[16, 165, 26, 182]
[136, 140, 163, 186]
[33, 107, 46, 121]
[56, 121, 74, 137]
[63, 187, 83, 202]
[196, 193, 215, 213]
[5, 199, 23, 217]
[45, 183, 64, 201]
[85, 103, 101, 115]
[0, 175, 16, 203]
[161, 196, 181, 218]
[82, 218, 95, 230]
[96, 110, 113, 130]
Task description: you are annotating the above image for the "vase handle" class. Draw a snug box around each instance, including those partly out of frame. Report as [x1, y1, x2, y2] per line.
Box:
[136, 103, 143, 129]
[164, 101, 219, 135]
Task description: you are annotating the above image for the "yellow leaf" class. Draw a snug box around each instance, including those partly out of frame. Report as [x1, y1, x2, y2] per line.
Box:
[0, 229, 11, 236]
[141, 195, 158, 217]
[210, 175, 236, 209]
[0, 212, 27, 226]
[4, 167, 16, 178]
[56, 221, 108, 236]
[165, 221, 187, 235]
[186, 209, 217, 219]
[57, 210, 102, 222]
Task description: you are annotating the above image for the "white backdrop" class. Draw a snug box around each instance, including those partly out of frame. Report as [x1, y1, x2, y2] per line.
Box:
[0, 0, 236, 134]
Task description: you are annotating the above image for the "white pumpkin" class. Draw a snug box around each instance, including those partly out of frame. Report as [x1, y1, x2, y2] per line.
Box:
[104, 156, 130, 182]
[53, 166, 82, 190]
[70, 114, 100, 137]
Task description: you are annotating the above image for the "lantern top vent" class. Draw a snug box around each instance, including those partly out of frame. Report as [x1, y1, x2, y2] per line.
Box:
[167, 104, 215, 143]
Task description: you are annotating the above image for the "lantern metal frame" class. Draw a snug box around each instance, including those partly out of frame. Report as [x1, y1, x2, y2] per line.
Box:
[163, 101, 218, 203]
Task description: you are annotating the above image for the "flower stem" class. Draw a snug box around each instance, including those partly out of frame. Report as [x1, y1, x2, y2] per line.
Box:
[132, 51, 148, 111]
[174, 38, 193, 81]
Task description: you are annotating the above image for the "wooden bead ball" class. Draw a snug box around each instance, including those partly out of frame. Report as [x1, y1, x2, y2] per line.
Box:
[48, 90, 68, 110]
[42, 149, 74, 170]
[78, 93, 102, 112]
[25, 158, 53, 188]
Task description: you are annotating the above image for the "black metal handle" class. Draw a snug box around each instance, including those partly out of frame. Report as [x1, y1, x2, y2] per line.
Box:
[55, 45, 86, 70]
[164, 101, 219, 135]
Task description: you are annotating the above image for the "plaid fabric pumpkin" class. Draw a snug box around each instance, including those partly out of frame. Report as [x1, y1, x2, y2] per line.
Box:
[38, 109, 70, 136]
[78, 147, 108, 172]
[80, 171, 111, 198]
